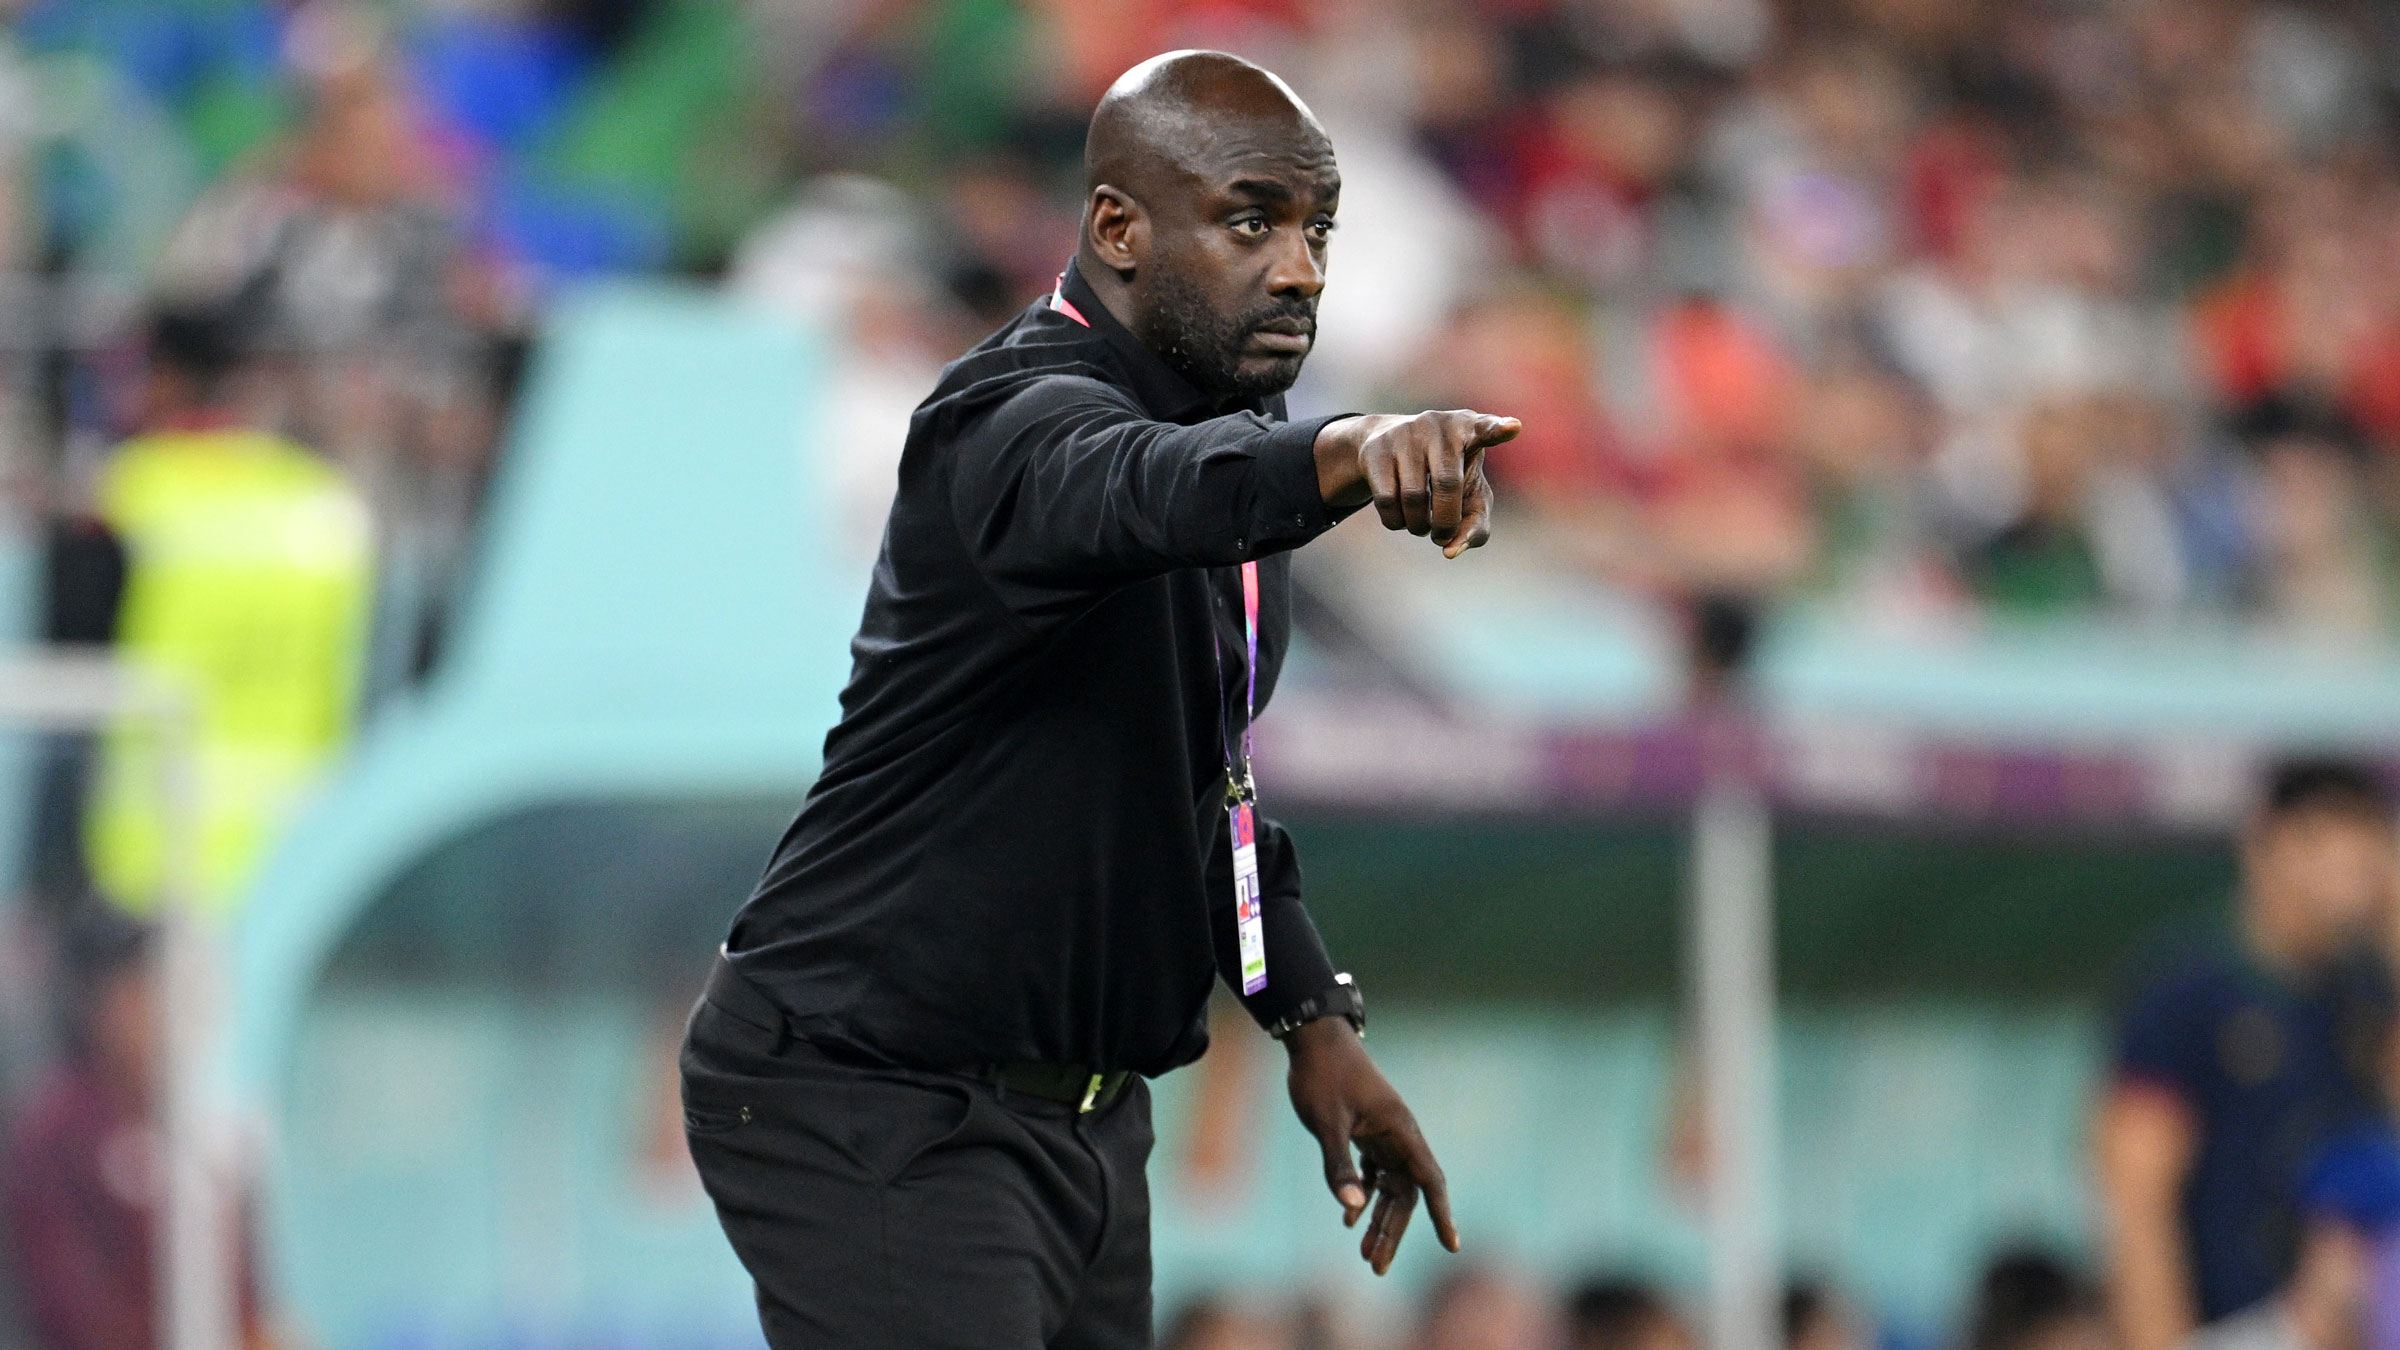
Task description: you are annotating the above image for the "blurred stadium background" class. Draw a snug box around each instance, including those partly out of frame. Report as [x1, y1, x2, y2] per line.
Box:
[2, 0, 2400, 1348]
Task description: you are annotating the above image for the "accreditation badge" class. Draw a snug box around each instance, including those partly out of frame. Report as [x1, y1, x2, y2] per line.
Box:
[1229, 799, 1267, 994]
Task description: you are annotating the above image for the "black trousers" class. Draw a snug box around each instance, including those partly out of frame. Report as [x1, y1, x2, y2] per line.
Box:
[680, 976, 1155, 1348]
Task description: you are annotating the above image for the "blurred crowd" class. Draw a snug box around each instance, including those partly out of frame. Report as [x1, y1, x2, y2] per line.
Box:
[1, 0, 2400, 657]
[1155, 1256, 2110, 1350]
[712, 0, 2400, 641]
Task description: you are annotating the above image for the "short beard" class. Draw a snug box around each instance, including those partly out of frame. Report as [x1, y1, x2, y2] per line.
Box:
[1136, 268, 1313, 404]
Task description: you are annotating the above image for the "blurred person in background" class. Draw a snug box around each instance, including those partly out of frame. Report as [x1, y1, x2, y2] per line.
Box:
[1706, 35, 1913, 351]
[73, 304, 373, 916]
[1876, 163, 2190, 614]
[1635, 293, 1815, 601]
[2097, 760, 2399, 1350]
[155, 7, 503, 692]
[1964, 1249, 2114, 1350]
[0, 907, 270, 1350]
[2188, 1129, 2400, 1350]
[1414, 1265, 1562, 1350]
[2193, 172, 2400, 458]
[727, 173, 984, 562]
[1160, 1293, 1301, 1350]
[1957, 396, 2113, 614]
[1784, 351, 1956, 619]
[2229, 398, 2393, 638]
[1564, 1274, 1695, 1350]
[156, 12, 494, 458]
[1786, 1279, 1873, 1350]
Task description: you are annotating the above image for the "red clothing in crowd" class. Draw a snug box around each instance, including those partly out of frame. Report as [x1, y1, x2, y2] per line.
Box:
[2195, 273, 2400, 443]
[1, 1063, 258, 1350]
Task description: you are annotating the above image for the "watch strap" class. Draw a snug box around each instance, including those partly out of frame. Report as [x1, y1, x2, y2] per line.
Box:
[1266, 972, 1364, 1040]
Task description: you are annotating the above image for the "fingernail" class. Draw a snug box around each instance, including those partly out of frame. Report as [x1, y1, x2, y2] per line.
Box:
[1340, 1184, 1366, 1210]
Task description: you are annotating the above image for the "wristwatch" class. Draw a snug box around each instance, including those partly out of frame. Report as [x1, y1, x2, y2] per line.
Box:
[1266, 972, 1365, 1040]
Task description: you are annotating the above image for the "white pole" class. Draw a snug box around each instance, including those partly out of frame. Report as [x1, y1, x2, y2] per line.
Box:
[1690, 782, 1780, 1350]
[0, 656, 233, 1350]
[151, 691, 232, 1350]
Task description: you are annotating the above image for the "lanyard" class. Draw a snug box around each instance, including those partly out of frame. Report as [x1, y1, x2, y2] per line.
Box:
[1216, 559, 1269, 994]
[1214, 560, 1261, 802]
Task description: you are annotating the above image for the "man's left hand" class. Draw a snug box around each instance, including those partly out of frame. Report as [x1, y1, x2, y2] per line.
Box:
[1283, 1016, 1458, 1275]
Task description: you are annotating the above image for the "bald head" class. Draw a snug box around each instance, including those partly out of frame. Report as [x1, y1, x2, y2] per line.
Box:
[1085, 50, 1328, 197]
[1076, 52, 1340, 405]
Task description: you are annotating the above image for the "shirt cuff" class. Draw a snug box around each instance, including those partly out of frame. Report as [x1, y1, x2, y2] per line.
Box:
[1235, 908, 1341, 1032]
[1252, 413, 1359, 546]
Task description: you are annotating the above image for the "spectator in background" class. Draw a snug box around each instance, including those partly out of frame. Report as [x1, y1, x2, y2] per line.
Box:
[727, 174, 982, 563]
[156, 20, 490, 458]
[1707, 36, 1913, 352]
[1415, 1265, 1563, 1350]
[2189, 1129, 2400, 1350]
[2192, 173, 2400, 455]
[76, 306, 373, 917]
[0, 907, 269, 1350]
[154, 11, 502, 692]
[2231, 399, 2393, 638]
[1565, 1275, 1696, 1350]
[1964, 1250, 2114, 1350]
[1959, 397, 2111, 613]
[1160, 1293, 1301, 1350]
[1786, 352, 1955, 619]
[1785, 1279, 1872, 1350]
[2097, 760, 2399, 1350]
[1637, 294, 1815, 600]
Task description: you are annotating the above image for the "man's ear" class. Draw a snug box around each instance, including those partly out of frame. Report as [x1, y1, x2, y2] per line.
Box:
[1087, 187, 1145, 276]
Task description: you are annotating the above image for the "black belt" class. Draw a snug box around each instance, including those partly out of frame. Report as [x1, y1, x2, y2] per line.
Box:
[704, 949, 1135, 1113]
[978, 1061, 1135, 1113]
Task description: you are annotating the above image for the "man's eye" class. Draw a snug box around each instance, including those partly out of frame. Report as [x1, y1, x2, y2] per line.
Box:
[1231, 217, 1269, 238]
[1308, 220, 1336, 242]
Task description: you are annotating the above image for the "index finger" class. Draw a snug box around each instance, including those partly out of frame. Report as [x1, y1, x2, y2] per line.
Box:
[1471, 414, 1521, 448]
[1404, 1124, 1460, 1253]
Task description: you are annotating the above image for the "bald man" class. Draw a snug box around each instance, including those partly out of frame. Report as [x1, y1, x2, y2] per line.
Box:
[683, 51, 1518, 1347]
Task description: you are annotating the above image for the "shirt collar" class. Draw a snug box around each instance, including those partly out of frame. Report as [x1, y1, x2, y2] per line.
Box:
[1057, 260, 1252, 424]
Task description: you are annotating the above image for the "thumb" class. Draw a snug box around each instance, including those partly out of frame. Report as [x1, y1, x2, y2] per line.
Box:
[1317, 1121, 1368, 1226]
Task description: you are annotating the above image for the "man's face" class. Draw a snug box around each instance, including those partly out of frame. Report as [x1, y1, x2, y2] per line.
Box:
[2246, 806, 2398, 961]
[1129, 132, 1338, 404]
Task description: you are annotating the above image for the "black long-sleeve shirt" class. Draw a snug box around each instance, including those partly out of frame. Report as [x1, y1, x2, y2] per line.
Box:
[724, 262, 1354, 1076]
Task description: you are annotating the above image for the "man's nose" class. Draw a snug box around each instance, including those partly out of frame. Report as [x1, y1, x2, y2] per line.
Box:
[1265, 230, 1324, 299]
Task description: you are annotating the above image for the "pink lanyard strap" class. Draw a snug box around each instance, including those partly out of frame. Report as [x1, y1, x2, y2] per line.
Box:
[1238, 560, 1259, 796]
[1211, 560, 1262, 802]
[1049, 276, 1091, 328]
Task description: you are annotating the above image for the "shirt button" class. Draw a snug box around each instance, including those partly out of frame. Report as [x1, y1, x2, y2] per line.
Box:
[1235, 537, 1247, 551]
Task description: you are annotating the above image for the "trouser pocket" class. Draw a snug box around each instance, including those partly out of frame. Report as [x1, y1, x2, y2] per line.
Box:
[846, 1074, 981, 1184]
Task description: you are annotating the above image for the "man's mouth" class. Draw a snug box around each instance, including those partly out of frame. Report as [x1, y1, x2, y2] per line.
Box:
[1247, 324, 1313, 355]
